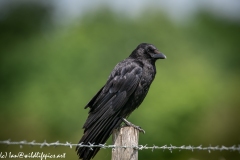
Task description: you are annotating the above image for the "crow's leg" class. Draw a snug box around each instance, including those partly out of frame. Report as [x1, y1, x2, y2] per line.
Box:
[121, 118, 145, 134]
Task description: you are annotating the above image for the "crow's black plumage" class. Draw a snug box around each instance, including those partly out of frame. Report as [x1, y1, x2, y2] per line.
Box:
[76, 43, 166, 160]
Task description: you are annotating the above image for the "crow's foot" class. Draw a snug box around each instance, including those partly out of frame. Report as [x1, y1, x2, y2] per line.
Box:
[121, 118, 145, 134]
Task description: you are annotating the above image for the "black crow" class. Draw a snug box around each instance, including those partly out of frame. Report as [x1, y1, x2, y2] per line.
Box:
[76, 43, 166, 160]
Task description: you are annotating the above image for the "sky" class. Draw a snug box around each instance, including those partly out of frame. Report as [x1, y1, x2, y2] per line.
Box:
[0, 0, 240, 23]
[52, 0, 240, 22]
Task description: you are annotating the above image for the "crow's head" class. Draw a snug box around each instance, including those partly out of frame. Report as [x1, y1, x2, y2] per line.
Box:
[130, 43, 166, 61]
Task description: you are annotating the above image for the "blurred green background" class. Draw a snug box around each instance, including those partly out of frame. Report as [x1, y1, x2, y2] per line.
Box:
[0, 1, 240, 160]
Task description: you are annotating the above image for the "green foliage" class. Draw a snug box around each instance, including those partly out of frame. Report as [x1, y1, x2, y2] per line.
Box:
[0, 5, 240, 160]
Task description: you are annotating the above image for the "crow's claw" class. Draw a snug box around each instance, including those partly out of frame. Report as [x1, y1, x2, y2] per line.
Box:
[121, 118, 145, 134]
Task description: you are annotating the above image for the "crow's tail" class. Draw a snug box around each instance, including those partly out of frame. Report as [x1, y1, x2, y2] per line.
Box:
[76, 116, 122, 160]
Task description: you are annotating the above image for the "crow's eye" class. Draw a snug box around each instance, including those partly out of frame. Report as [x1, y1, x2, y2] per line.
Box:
[147, 48, 154, 53]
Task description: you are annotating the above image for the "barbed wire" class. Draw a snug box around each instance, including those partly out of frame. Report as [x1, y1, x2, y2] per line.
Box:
[0, 140, 240, 153]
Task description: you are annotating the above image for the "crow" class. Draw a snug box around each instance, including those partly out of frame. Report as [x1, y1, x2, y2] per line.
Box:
[76, 43, 166, 160]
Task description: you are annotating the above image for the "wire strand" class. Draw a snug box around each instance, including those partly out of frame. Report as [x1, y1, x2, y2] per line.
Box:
[1, 140, 240, 153]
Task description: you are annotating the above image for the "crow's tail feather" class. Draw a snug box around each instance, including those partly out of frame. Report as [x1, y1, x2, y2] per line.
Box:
[76, 116, 122, 160]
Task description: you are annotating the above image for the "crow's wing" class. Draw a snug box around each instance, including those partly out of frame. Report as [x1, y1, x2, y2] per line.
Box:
[83, 61, 142, 129]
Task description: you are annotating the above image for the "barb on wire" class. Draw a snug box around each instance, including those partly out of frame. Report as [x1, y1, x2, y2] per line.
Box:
[0, 140, 240, 153]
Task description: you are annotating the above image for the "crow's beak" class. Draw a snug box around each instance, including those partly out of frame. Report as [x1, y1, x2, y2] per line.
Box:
[153, 50, 166, 59]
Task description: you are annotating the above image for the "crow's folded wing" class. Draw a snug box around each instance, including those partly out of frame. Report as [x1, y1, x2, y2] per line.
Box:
[83, 62, 142, 129]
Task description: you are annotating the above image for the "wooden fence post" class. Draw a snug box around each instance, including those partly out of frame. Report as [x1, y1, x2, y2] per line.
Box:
[112, 126, 139, 160]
